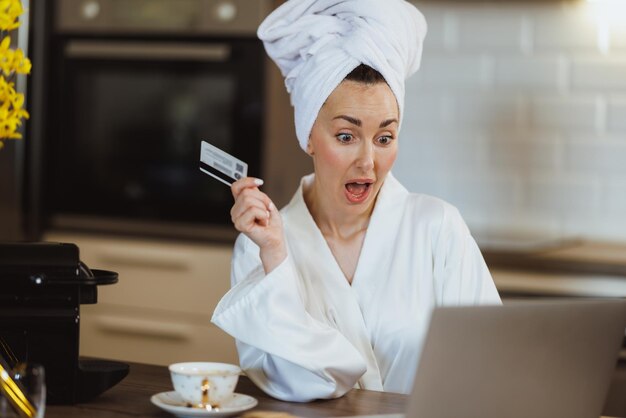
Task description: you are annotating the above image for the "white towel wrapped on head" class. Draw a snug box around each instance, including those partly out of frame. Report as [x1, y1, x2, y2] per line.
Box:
[258, 0, 427, 151]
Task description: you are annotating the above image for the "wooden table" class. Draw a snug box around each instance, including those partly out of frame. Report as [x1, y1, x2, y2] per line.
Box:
[45, 362, 407, 418]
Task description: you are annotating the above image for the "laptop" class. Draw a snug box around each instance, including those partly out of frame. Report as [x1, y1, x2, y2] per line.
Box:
[348, 299, 626, 418]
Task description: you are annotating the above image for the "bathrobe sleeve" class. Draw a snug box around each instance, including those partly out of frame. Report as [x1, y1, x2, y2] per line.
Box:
[211, 234, 367, 402]
[434, 204, 502, 305]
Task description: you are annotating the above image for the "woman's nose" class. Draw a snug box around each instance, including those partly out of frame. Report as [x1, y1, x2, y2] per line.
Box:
[355, 142, 374, 171]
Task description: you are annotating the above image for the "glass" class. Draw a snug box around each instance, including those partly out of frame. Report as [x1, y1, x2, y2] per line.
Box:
[0, 363, 45, 418]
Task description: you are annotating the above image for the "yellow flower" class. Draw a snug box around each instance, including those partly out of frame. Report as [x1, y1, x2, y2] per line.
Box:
[0, 0, 23, 31]
[0, 0, 30, 147]
[0, 35, 15, 74]
[12, 47, 31, 74]
[0, 35, 30, 76]
[0, 75, 29, 142]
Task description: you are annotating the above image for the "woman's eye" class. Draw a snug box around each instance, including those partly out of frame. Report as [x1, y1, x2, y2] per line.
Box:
[337, 133, 353, 143]
[377, 135, 393, 145]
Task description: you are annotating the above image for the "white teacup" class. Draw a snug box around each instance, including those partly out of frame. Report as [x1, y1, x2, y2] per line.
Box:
[169, 362, 241, 408]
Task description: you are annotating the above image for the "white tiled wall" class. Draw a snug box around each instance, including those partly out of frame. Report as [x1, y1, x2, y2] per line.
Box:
[396, 1, 626, 241]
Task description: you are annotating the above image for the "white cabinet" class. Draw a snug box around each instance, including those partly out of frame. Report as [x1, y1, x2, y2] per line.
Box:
[45, 232, 238, 366]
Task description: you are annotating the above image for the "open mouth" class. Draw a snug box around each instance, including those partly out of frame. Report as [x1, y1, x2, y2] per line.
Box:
[344, 180, 374, 203]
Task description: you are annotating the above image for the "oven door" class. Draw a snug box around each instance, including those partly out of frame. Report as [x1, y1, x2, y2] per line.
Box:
[45, 38, 264, 238]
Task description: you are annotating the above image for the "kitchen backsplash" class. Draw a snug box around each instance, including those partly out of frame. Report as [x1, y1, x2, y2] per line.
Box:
[395, 1, 626, 242]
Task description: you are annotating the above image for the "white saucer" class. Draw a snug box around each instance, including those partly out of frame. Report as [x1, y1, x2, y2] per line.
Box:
[151, 391, 258, 418]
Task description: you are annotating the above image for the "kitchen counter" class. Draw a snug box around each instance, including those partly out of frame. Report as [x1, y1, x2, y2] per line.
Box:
[480, 239, 626, 299]
[43, 360, 626, 417]
[45, 362, 406, 418]
[483, 239, 626, 278]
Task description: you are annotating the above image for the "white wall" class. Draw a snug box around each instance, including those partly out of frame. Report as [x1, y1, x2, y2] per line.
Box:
[395, 1, 626, 241]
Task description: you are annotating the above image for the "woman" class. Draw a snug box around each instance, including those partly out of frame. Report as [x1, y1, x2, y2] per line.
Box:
[212, 0, 500, 402]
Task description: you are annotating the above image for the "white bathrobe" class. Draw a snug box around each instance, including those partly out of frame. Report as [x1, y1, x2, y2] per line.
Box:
[212, 173, 501, 402]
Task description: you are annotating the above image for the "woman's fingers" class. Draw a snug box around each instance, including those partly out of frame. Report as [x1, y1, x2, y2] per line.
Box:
[231, 198, 270, 226]
[230, 189, 272, 219]
[233, 205, 271, 232]
[267, 199, 278, 219]
[230, 189, 267, 213]
[229, 177, 283, 252]
[230, 183, 274, 229]
[231, 177, 264, 200]
[230, 180, 273, 227]
[238, 187, 272, 209]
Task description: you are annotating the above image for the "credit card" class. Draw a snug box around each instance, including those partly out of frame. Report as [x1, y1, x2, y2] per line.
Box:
[199, 140, 248, 186]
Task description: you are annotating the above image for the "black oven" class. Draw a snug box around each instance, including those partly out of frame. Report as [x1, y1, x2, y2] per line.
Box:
[37, 0, 268, 240]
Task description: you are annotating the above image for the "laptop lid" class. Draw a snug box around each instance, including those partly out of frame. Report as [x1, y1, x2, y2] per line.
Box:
[406, 299, 626, 418]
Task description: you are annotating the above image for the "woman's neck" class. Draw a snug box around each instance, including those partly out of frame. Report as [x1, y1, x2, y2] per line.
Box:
[303, 176, 372, 241]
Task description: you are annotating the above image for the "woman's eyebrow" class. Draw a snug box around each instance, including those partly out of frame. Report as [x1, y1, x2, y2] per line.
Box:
[333, 115, 361, 127]
[379, 118, 398, 128]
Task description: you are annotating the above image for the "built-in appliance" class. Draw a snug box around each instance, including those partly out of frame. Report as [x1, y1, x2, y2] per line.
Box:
[32, 0, 270, 240]
[0, 242, 128, 404]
